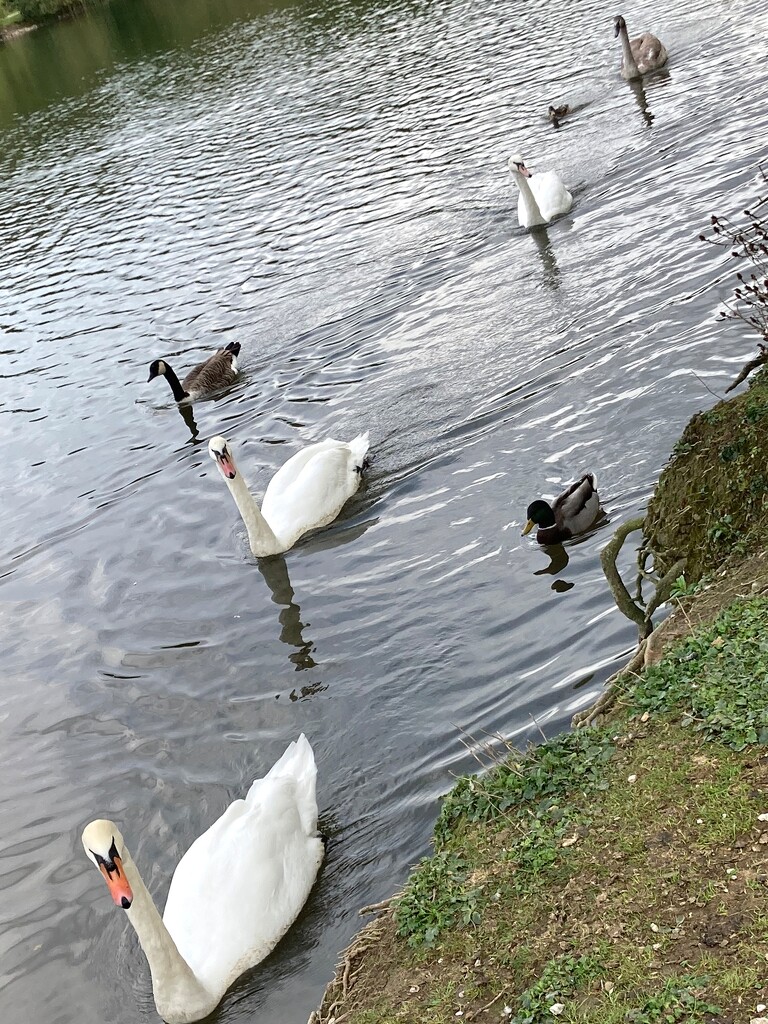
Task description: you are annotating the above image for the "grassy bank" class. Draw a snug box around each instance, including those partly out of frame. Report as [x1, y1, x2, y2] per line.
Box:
[310, 369, 768, 1023]
[0, 0, 105, 35]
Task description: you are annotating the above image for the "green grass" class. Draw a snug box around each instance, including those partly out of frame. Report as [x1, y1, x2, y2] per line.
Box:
[629, 597, 768, 749]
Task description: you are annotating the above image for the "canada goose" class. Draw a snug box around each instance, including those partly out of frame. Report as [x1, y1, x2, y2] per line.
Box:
[81, 735, 323, 1024]
[148, 341, 241, 404]
[548, 104, 571, 128]
[507, 153, 573, 229]
[522, 474, 601, 544]
[614, 15, 668, 79]
[208, 431, 370, 556]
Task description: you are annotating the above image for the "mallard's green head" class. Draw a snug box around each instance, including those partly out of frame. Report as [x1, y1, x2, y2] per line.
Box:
[522, 499, 556, 535]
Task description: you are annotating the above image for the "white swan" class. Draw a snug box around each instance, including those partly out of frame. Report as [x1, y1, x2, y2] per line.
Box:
[82, 735, 324, 1024]
[614, 14, 668, 79]
[507, 153, 573, 229]
[208, 431, 370, 557]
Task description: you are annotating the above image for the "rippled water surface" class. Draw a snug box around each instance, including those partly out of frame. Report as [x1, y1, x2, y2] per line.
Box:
[1, 0, 767, 1019]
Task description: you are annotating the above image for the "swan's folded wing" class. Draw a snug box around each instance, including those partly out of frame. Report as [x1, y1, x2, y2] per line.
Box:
[262, 443, 362, 547]
[162, 775, 322, 996]
[533, 171, 573, 222]
[262, 439, 346, 510]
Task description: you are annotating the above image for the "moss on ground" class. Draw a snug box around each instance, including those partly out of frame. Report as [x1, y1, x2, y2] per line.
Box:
[644, 366, 768, 584]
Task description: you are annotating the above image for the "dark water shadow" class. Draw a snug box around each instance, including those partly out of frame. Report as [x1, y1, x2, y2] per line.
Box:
[527, 224, 560, 291]
[626, 67, 672, 128]
[257, 555, 317, 671]
[177, 403, 200, 442]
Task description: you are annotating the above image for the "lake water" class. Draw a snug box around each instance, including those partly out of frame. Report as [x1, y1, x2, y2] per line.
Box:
[1, 0, 766, 1020]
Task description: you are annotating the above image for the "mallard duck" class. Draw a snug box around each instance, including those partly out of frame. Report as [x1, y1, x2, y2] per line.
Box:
[148, 341, 241, 404]
[522, 473, 600, 544]
[81, 735, 324, 1024]
[613, 15, 668, 80]
[507, 152, 573, 229]
[208, 431, 370, 556]
[547, 104, 570, 128]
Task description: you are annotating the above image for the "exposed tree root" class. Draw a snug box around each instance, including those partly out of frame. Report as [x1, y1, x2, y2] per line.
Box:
[308, 904, 395, 1024]
[575, 518, 686, 728]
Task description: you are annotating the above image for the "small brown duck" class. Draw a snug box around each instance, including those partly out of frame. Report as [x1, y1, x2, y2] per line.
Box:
[547, 104, 571, 128]
[522, 473, 601, 544]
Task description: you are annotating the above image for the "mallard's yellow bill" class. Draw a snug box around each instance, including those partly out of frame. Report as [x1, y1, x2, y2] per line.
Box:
[522, 519, 535, 536]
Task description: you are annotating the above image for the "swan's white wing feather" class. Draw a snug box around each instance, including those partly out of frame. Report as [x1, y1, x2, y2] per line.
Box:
[261, 434, 369, 550]
[162, 737, 323, 997]
[529, 171, 573, 222]
[262, 438, 348, 507]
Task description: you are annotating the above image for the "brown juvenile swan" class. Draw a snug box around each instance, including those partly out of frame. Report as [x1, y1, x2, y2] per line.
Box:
[613, 14, 668, 79]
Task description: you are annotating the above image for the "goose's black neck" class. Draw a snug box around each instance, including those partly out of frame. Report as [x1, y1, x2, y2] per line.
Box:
[163, 364, 189, 403]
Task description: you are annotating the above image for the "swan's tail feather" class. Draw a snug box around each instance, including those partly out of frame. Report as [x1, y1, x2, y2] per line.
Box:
[348, 431, 371, 473]
[250, 734, 318, 835]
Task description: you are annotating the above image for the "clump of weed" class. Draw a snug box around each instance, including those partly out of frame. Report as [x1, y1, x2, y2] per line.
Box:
[628, 597, 768, 749]
[625, 975, 721, 1023]
[435, 729, 615, 847]
[509, 953, 604, 1023]
[394, 850, 482, 947]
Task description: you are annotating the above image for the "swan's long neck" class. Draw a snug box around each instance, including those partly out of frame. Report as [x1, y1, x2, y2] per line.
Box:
[163, 364, 189, 403]
[121, 847, 215, 1024]
[618, 23, 640, 78]
[224, 468, 284, 557]
[514, 171, 546, 226]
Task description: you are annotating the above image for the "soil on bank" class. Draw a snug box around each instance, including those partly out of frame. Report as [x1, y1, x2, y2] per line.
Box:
[309, 369, 768, 1024]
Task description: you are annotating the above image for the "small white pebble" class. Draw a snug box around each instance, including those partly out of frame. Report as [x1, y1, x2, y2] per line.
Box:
[503, 1009, 513, 1018]
[758, 814, 768, 822]
[409, 985, 420, 994]
[627, 774, 637, 783]
[437, 957, 444, 964]
[696, 818, 704, 824]
[652, 942, 662, 950]
[603, 981, 615, 993]
[458, 991, 465, 998]
[455, 1013, 464, 1019]
[474, 959, 482, 967]
[757, 1005, 767, 1013]
[550, 1003, 565, 1016]
[650, 923, 659, 932]
[749, 1018, 768, 1024]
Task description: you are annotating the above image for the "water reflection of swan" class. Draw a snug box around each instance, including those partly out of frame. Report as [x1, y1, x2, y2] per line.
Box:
[529, 226, 560, 290]
[258, 555, 317, 671]
[626, 69, 671, 129]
